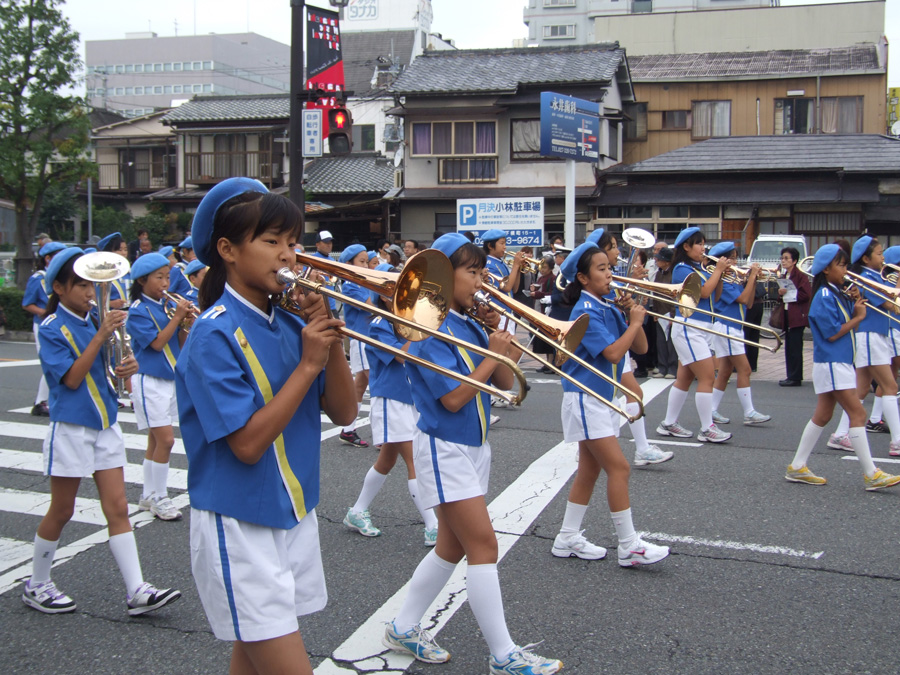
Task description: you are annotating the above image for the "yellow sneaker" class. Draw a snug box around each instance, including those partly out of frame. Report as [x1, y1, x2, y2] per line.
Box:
[785, 465, 827, 486]
[864, 469, 900, 491]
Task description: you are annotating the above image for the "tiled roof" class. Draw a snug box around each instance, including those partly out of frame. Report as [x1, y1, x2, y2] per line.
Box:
[391, 44, 626, 95]
[162, 94, 290, 124]
[612, 135, 900, 174]
[303, 153, 395, 194]
[629, 45, 882, 81]
[342, 29, 416, 96]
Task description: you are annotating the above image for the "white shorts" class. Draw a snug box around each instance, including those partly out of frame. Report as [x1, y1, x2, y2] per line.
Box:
[349, 339, 369, 374]
[622, 354, 633, 374]
[371, 397, 417, 445]
[812, 362, 856, 394]
[561, 390, 620, 443]
[190, 508, 327, 642]
[712, 321, 746, 358]
[131, 374, 177, 430]
[43, 422, 126, 477]
[672, 318, 716, 365]
[854, 332, 891, 368]
[888, 328, 900, 359]
[413, 427, 490, 510]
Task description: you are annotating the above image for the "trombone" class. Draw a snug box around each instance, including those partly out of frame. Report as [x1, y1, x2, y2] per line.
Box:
[473, 281, 644, 421]
[611, 273, 782, 353]
[163, 291, 201, 332]
[797, 256, 900, 324]
[73, 252, 133, 397]
[279, 250, 529, 405]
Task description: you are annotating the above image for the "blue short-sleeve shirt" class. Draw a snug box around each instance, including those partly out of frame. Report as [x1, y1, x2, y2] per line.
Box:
[39, 304, 118, 430]
[126, 295, 180, 380]
[175, 284, 326, 529]
[561, 291, 620, 401]
[312, 251, 338, 311]
[366, 315, 414, 404]
[809, 283, 855, 364]
[672, 261, 713, 322]
[714, 280, 745, 324]
[23, 272, 48, 325]
[406, 310, 491, 446]
[168, 263, 192, 297]
[342, 280, 373, 335]
[856, 267, 889, 335]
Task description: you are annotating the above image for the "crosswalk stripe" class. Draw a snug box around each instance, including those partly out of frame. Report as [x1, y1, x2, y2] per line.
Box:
[0, 537, 33, 575]
[0, 486, 143, 526]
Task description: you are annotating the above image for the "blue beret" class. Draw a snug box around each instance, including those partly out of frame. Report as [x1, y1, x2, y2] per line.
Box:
[185, 260, 207, 277]
[158, 246, 174, 259]
[83, 247, 97, 254]
[810, 244, 841, 276]
[481, 229, 506, 243]
[674, 227, 701, 248]
[851, 235, 874, 265]
[130, 253, 169, 280]
[45, 247, 84, 290]
[192, 177, 268, 265]
[39, 241, 66, 257]
[367, 250, 378, 261]
[179, 236, 193, 249]
[586, 228, 605, 245]
[883, 246, 900, 267]
[339, 244, 367, 264]
[97, 232, 123, 252]
[431, 233, 469, 260]
[375, 263, 395, 273]
[560, 242, 600, 283]
[708, 241, 735, 257]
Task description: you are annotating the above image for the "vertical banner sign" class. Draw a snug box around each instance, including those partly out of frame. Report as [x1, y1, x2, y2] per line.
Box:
[302, 109, 323, 158]
[306, 7, 345, 136]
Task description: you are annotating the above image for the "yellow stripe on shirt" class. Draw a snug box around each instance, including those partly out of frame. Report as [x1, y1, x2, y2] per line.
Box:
[234, 326, 307, 521]
[60, 325, 111, 429]
[447, 327, 487, 445]
[147, 307, 177, 371]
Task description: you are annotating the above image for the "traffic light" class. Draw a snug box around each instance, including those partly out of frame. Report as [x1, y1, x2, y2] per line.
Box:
[328, 107, 353, 156]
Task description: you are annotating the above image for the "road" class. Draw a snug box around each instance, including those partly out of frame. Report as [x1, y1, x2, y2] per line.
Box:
[0, 338, 898, 674]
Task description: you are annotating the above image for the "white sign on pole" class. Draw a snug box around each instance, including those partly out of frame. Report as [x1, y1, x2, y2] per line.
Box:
[456, 197, 544, 246]
[302, 109, 323, 158]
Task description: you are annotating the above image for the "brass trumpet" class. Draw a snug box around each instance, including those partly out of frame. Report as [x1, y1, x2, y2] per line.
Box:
[502, 251, 545, 275]
[279, 250, 529, 405]
[163, 291, 201, 332]
[881, 263, 900, 285]
[703, 254, 778, 282]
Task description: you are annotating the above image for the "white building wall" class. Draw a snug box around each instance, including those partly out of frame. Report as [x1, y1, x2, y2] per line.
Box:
[342, 0, 432, 33]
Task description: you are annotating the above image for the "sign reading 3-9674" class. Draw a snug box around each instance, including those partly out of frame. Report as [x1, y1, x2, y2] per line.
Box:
[457, 197, 544, 247]
[539, 91, 600, 162]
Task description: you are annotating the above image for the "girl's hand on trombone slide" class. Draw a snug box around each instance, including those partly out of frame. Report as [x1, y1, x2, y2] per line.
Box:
[98, 309, 127, 341]
[475, 304, 502, 331]
[852, 296, 867, 320]
[291, 288, 330, 322]
[300, 315, 345, 371]
[628, 303, 646, 325]
[115, 355, 139, 380]
[487, 328, 514, 357]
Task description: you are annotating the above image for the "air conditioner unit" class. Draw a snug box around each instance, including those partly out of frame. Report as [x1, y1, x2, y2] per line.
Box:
[383, 123, 402, 143]
[393, 169, 404, 188]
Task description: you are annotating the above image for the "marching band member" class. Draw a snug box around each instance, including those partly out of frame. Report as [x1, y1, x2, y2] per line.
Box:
[383, 233, 561, 675]
[367, 250, 380, 269]
[312, 230, 338, 315]
[707, 241, 771, 426]
[168, 236, 195, 297]
[656, 227, 733, 442]
[550, 240, 670, 567]
[183, 259, 208, 305]
[175, 178, 356, 673]
[25, 247, 180, 615]
[343, 263, 438, 545]
[588, 228, 673, 465]
[97, 232, 130, 309]
[126, 252, 192, 521]
[337, 244, 372, 449]
[786, 244, 900, 490]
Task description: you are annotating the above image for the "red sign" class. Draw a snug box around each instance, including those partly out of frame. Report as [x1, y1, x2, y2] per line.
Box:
[306, 7, 346, 136]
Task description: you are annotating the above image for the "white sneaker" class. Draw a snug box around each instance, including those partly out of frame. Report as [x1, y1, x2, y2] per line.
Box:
[827, 433, 853, 451]
[22, 579, 76, 614]
[424, 527, 438, 547]
[697, 424, 732, 443]
[491, 396, 510, 409]
[743, 410, 771, 425]
[711, 410, 730, 425]
[126, 582, 181, 616]
[551, 530, 607, 560]
[489, 414, 501, 426]
[618, 538, 670, 567]
[138, 494, 154, 511]
[656, 421, 692, 438]
[634, 445, 674, 466]
[150, 496, 183, 521]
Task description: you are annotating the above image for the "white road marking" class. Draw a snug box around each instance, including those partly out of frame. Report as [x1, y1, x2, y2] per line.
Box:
[0, 537, 34, 575]
[0, 486, 144, 526]
[638, 531, 825, 560]
[842, 456, 900, 464]
[0, 359, 40, 368]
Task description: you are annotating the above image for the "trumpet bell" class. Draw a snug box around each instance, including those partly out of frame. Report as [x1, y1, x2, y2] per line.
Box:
[73, 251, 130, 283]
[621, 228, 655, 250]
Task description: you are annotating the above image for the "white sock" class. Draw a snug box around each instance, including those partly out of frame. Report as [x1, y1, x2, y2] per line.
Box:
[352, 467, 387, 513]
[466, 564, 516, 660]
[696, 391, 714, 430]
[848, 427, 877, 477]
[790, 420, 824, 470]
[711, 387, 725, 412]
[626, 403, 648, 453]
[36, 376, 49, 405]
[664, 387, 688, 426]
[880, 395, 900, 444]
[407, 479, 437, 530]
[142, 459, 153, 499]
[736, 387, 754, 416]
[393, 551, 457, 633]
[108, 531, 144, 596]
[870, 396, 884, 423]
[560, 501, 588, 535]
[610, 507, 638, 549]
[31, 535, 58, 585]
[342, 403, 361, 434]
[151, 461, 169, 500]
[836, 409, 851, 436]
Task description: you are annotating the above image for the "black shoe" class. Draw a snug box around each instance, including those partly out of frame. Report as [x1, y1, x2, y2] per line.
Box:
[31, 402, 50, 417]
[633, 369, 648, 378]
[866, 419, 889, 434]
[339, 430, 370, 448]
[778, 379, 801, 387]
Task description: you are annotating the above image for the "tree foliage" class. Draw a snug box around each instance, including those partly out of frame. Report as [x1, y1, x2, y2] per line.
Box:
[0, 0, 94, 287]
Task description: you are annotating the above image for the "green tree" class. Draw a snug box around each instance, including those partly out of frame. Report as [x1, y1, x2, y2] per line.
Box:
[0, 0, 94, 288]
[37, 180, 79, 240]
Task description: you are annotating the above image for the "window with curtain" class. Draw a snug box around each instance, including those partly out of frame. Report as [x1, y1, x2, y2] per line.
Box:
[410, 121, 497, 156]
[511, 119, 542, 160]
[623, 103, 647, 140]
[662, 110, 690, 130]
[820, 97, 863, 134]
[692, 101, 731, 138]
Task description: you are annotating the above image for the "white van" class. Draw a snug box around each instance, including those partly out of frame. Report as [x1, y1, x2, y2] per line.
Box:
[747, 234, 808, 269]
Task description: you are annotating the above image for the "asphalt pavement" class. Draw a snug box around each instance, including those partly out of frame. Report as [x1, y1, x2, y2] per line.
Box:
[0, 336, 898, 675]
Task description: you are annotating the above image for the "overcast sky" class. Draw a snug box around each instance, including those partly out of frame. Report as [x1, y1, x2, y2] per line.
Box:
[61, 0, 899, 85]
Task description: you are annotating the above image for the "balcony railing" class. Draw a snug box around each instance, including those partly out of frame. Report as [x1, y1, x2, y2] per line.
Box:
[184, 151, 279, 186]
[97, 162, 174, 191]
[438, 157, 498, 184]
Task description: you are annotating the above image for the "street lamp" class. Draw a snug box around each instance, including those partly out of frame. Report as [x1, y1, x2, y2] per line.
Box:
[289, 0, 351, 209]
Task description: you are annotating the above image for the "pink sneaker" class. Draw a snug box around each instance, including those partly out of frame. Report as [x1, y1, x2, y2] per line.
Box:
[890, 441, 900, 457]
[827, 433, 853, 451]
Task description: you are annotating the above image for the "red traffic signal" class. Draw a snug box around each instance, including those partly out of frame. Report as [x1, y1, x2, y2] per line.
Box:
[328, 107, 353, 156]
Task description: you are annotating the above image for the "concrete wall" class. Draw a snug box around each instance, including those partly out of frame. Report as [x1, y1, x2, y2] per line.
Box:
[342, 0, 432, 34]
